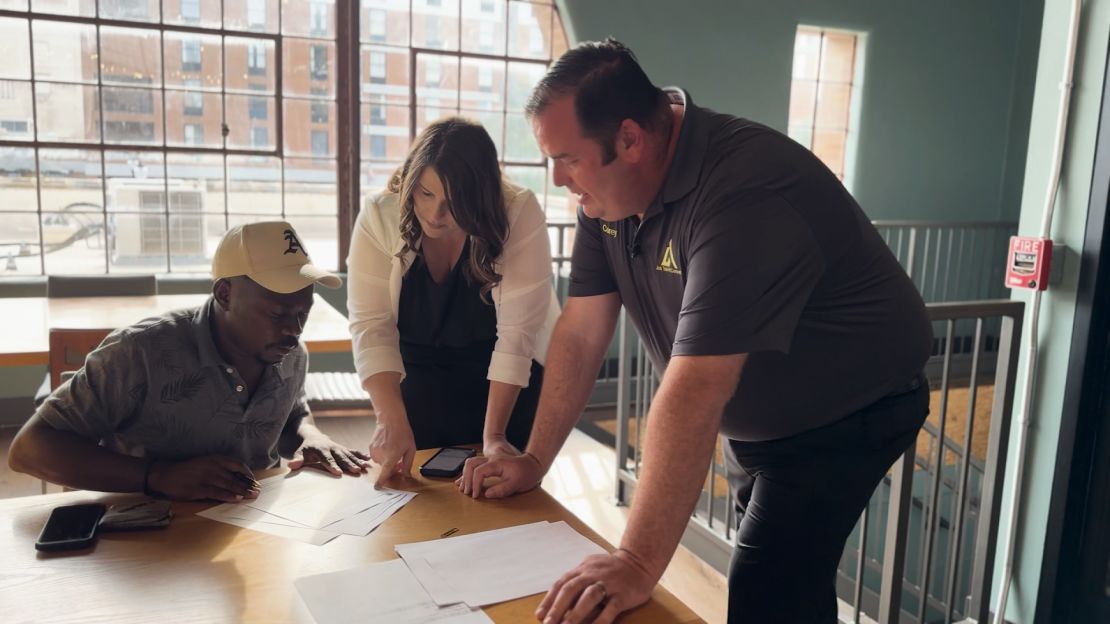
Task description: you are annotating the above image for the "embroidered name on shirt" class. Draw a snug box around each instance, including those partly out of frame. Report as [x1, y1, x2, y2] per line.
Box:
[601, 223, 618, 238]
[657, 240, 681, 275]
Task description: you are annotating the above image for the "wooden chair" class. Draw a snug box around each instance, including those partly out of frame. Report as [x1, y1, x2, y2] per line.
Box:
[38, 328, 112, 494]
[33, 275, 157, 407]
[48, 328, 113, 390]
[46, 274, 157, 298]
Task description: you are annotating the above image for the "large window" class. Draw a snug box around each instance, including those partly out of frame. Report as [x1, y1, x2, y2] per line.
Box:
[788, 26, 865, 189]
[359, 0, 571, 226]
[0, 0, 568, 276]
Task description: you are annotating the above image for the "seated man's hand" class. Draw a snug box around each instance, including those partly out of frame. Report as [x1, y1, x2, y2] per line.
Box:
[289, 435, 370, 476]
[369, 421, 416, 487]
[147, 455, 261, 502]
[536, 550, 655, 624]
[456, 451, 544, 499]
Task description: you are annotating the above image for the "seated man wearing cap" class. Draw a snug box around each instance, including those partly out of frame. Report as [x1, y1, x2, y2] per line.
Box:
[8, 222, 369, 502]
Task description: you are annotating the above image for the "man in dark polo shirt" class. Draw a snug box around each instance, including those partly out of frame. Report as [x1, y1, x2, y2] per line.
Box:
[9, 222, 370, 502]
[460, 39, 932, 623]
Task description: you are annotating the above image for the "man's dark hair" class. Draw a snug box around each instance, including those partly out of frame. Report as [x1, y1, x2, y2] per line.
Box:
[525, 38, 671, 164]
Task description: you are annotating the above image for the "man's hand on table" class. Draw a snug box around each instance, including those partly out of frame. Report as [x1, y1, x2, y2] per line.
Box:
[147, 455, 261, 502]
[456, 450, 544, 498]
[536, 549, 656, 624]
[290, 435, 370, 476]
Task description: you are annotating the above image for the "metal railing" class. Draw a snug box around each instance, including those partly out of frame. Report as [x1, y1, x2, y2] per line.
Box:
[873, 221, 1017, 303]
[549, 220, 1017, 306]
[609, 300, 1024, 624]
[548, 218, 1018, 409]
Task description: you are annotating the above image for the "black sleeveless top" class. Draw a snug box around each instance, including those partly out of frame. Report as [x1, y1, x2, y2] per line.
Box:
[397, 239, 497, 365]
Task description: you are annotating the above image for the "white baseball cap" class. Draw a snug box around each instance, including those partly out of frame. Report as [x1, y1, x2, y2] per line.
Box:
[212, 221, 341, 293]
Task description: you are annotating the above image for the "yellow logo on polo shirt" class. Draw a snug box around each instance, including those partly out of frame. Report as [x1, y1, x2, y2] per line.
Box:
[657, 240, 680, 275]
[601, 223, 617, 237]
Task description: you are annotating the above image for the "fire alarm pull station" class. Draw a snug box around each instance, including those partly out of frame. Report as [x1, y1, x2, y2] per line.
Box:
[1006, 236, 1053, 291]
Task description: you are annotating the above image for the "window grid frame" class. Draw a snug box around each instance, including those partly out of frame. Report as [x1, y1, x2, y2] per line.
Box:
[0, 1, 566, 276]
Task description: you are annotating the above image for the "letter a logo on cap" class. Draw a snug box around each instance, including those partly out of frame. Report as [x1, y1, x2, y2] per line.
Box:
[283, 229, 305, 256]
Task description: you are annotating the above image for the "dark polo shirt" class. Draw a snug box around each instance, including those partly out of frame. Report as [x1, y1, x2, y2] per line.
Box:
[568, 88, 933, 442]
[36, 299, 310, 469]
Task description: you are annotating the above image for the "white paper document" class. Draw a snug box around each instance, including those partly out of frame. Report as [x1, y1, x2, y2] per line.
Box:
[395, 521, 607, 608]
[197, 471, 416, 545]
[295, 558, 492, 624]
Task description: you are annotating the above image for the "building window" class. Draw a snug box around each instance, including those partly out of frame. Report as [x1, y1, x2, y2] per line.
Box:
[370, 105, 385, 125]
[478, 65, 493, 93]
[480, 0, 495, 14]
[425, 15, 442, 48]
[310, 45, 329, 81]
[181, 0, 200, 23]
[529, 25, 543, 55]
[103, 87, 154, 114]
[311, 130, 329, 155]
[105, 120, 155, 142]
[427, 0, 442, 7]
[249, 97, 268, 120]
[102, 0, 150, 20]
[184, 92, 204, 116]
[787, 26, 864, 186]
[479, 21, 495, 52]
[250, 126, 269, 148]
[311, 101, 329, 123]
[370, 134, 386, 158]
[425, 96, 440, 122]
[369, 52, 386, 84]
[184, 124, 203, 145]
[310, 1, 329, 37]
[425, 59, 441, 87]
[247, 0, 266, 29]
[1, 120, 29, 133]
[248, 42, 267, 75]
[182, 39, 202, 72]
[368, 9, 387, 42]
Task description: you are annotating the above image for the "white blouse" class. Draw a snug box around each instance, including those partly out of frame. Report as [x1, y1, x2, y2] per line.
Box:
[347, 179, 561, 388]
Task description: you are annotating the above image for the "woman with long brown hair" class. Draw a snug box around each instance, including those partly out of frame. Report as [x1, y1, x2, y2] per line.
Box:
[347, 117, 559, 485]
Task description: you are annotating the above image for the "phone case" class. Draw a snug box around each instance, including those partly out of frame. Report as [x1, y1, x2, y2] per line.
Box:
[35, 503, 107, 552]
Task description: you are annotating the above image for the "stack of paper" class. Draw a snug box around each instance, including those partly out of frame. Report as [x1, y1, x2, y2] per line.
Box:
[395, 521, 607, 607]
[295, 559, 492, 624]
[198, 470, 415, 545]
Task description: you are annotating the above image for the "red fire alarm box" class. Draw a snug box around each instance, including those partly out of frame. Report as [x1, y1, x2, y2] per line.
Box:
[1006, 236, 1053, 291]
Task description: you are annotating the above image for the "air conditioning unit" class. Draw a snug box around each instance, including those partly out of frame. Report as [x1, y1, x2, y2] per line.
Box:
[106, 178, 211, 267]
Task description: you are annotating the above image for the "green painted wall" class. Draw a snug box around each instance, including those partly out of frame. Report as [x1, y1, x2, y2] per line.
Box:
[999, 0, 1110, 621]
[557, 0, 1042, 222]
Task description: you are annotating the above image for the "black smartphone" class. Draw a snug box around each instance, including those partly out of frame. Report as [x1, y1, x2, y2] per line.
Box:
[35, 503, 107, 552]
[419, 447, 477, 478]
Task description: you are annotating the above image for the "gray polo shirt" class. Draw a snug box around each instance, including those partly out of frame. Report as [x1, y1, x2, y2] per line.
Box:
[569, 88, 933, 442]
[36, 299, 310, 469]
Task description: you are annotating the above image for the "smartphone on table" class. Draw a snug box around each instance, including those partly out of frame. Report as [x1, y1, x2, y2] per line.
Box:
[419, 447, 477, 478]
[35, 503, 107, 552]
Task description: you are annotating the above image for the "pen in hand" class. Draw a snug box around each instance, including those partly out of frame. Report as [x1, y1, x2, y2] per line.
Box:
[233, 472, 261, 490]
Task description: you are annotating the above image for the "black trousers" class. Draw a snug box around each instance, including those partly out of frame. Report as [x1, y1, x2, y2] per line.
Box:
[723, 374, 929, 623]
[401, 358, 544, 450]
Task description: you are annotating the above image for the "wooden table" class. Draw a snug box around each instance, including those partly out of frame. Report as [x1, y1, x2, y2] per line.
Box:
[0, 450, 702, 623]
[0, 293, 352, 366]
